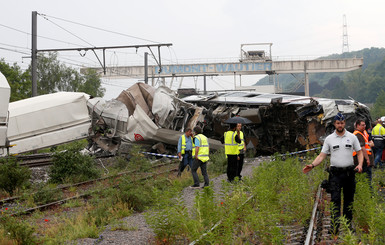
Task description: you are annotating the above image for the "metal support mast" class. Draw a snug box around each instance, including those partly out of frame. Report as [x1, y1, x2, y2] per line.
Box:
[342, 14, 349, 53]
[31, 11, 38, 97]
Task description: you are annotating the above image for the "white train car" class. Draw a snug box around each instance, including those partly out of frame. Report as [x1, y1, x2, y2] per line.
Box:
[0, 72, 10, 151]
[4, 92, 91, 155]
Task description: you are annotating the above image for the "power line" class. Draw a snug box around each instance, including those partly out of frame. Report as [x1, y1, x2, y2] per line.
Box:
[38, 13, 162, 44]
[0, 23, 88, 48]
[0, 42, 30, 51]
[38, 13, 94, 47]
[0, 46, 30, 55]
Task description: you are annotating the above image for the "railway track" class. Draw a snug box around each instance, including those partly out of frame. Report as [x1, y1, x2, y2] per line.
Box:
[0, 160, 178, 216]
[190, 185, 337, 245]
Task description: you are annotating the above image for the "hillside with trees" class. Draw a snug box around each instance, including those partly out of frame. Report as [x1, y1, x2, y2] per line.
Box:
[256, 47, 385, 102]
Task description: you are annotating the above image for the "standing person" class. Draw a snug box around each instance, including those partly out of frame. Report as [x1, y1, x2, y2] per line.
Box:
[223, 123, 241, 182]
[352, 119, 374, 183]
[190, 126, 210, 188]
[371, 118, 385, 168]
[177, 128, 193, 177]
[236, 123, 247, 180]
[303, 112, 363, 232]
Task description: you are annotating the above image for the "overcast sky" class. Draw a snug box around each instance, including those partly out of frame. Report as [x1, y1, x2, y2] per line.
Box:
[1, 0, 385, 99]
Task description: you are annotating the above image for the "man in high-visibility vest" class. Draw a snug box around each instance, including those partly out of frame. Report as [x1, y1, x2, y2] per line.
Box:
[223, 123, 241, 182]
[177, 128, 193, 177]
[352, 119, 374, 182]
[236, 123, 247, 180]
[371, 118, 385, 168]
[190, 126, 210, 188]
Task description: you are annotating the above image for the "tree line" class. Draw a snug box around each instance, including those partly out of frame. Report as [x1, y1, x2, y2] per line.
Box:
[0, 52, 105, 102]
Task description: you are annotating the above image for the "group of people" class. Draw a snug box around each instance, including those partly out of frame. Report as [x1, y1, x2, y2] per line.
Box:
[303, 112, 377, 233]
[177, 112, 374, 233]
[176, 126, 210, 188]
[176, 123, 247, 188]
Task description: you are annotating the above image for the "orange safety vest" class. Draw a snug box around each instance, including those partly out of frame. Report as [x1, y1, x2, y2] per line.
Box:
[353, 130, 372, 156]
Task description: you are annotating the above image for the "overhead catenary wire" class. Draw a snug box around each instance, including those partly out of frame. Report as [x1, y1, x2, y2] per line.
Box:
[38, 13, 94, 47]
[0, 42, 30, 51]
[0, 23, 88, 48]
[0, 47, 30, 56]
[38, 13, 162, 44]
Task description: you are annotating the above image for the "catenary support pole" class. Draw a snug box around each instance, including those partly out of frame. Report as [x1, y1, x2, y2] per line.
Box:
[31, 11, 37, 97]
[144, 52, 148, 84]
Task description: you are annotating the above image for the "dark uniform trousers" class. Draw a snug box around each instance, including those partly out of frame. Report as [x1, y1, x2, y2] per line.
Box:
[191, 158, 209, 187]
[328, 166, 356, 227]
[237, 153, 244, 180]
[227, 154, 238, 182]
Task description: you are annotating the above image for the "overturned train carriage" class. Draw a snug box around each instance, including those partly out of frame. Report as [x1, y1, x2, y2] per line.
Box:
[183, 91, 371, 155]
[87, 82, 371, 156]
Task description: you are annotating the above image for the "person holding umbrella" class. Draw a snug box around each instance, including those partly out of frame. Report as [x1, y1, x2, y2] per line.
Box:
[223, 116, 252, 182]
[223, 123, 242, 182]
[237, 123, 247, 180]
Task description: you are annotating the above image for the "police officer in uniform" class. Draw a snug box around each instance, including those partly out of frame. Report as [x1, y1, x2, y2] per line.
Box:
[303, 112, 363, 232]
[223, 123, 241, 182]
[190, 126, 210, 188]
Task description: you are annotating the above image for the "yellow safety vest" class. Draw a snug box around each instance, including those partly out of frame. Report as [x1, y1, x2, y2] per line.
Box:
[224, 131, 239, 155]
[192, 134, 210, 162]
[238, 131, 245, 152]
[372, 124, 385, 140]
[180, 134, 187, 154]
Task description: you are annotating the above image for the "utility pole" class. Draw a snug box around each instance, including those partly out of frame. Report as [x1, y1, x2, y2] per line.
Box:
[342, 14, 349, 53]
[31, 11, 37, 97]
[144, 52, 148, 84]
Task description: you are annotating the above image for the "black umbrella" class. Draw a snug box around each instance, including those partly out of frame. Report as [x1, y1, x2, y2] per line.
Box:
[224, 116, 253, 125]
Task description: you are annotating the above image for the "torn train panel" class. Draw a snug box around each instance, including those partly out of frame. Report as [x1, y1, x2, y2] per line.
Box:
[183, 91, 371, 154]
[87, 83, 219, 154]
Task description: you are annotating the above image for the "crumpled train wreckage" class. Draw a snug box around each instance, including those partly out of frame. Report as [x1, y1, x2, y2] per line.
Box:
[87, 82, 371, 156]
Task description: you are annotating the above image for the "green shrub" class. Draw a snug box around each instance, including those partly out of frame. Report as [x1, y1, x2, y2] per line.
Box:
[208, 148, 227, 174]
[0, 215, 37, 245]
[49, 142, 101, 184]
[113, 178, 155, 212]
[0, 157, 31, 195]
[127, 145, 152, 172]
[33, 183, 63, 205]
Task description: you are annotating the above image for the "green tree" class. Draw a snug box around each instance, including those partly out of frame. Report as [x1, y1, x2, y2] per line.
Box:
[35, 52, 105, 97]
[0, 59, 31, 102]
[371, 90, 385, 119]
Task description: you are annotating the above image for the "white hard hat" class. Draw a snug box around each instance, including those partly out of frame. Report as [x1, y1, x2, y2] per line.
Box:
[381, 116, 385, 122]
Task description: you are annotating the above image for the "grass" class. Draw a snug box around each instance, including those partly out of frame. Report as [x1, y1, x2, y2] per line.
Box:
[8, 149, 385, 244]
[146, 154, 326, 244]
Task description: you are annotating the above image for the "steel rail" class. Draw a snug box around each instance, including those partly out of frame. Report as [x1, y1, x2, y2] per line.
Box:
[9, 166, 178, 216]
[0, 161, 175, 206]
[305, 185, 322, 245]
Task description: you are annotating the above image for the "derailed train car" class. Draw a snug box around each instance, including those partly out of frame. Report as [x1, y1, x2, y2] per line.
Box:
[87, 82, 371, 155]
[183, 92, 371, 155]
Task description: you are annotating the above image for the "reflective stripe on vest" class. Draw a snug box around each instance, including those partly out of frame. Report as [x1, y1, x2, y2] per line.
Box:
[353, 130, 372, 156]
[372, 124, 385, 140]
[224, 131, 239, 155]
[238, 131, 245, 151]
[181, 134, 187, 154]
[192, 134, 210, 162]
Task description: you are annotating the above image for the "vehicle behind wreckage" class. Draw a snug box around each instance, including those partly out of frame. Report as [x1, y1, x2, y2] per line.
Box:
[87, 83, 371, 156]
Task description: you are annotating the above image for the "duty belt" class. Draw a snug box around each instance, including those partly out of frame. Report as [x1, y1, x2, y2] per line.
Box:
[329, 165, 355, 173]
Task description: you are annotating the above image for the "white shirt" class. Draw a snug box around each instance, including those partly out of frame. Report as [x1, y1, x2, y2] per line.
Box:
[321, 129, 361, 167]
